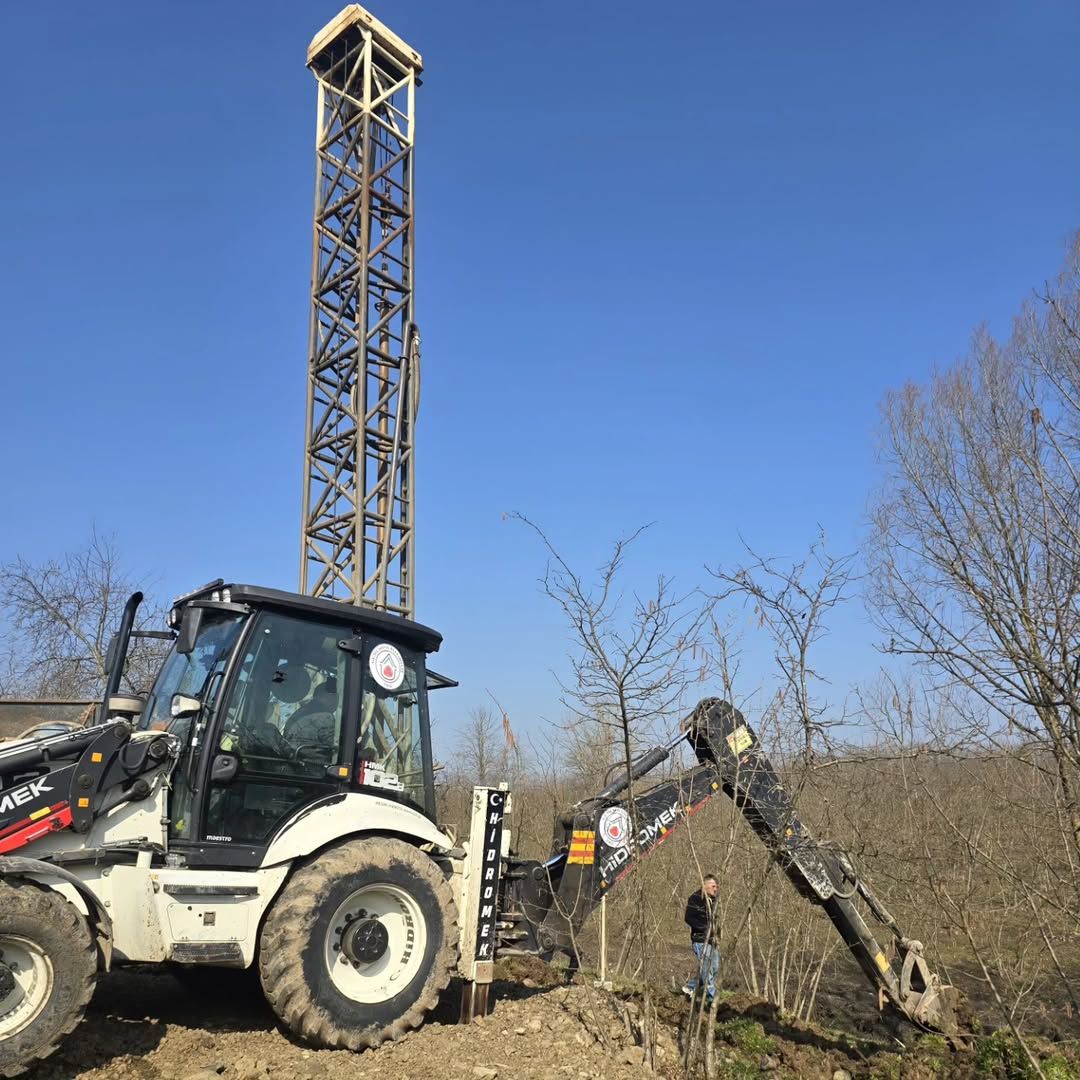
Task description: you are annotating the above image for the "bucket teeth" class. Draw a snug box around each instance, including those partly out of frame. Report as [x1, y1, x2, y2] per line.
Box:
[908, 982, 969, 1048]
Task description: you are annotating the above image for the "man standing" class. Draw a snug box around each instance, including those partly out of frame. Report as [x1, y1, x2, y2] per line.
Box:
[682, 874, 719, 1001]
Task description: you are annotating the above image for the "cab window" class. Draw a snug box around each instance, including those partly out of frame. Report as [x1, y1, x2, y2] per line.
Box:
[146, 611, 246, 841]
[141, 612, 245, 733]
[201, 611, 348, 844]
[359, 639, 431, 815]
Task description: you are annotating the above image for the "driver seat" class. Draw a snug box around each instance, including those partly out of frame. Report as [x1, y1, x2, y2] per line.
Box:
[283, 676, 339, 748]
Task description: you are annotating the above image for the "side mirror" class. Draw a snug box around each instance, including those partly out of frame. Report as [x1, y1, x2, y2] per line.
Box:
[176, 605, 204, 656]
[210, 754, 238, 783]
[170, 693, 202, 719]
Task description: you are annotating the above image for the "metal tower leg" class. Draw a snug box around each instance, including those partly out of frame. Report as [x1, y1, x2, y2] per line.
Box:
[301, 8, 423, 617]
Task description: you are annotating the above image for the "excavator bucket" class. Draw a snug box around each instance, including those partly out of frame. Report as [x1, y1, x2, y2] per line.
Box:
[897, 946, 967, 1044]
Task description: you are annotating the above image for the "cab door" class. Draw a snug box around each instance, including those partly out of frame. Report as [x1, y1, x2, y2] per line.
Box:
[354, 635, 435, 817]
[199, 610, 357, 848]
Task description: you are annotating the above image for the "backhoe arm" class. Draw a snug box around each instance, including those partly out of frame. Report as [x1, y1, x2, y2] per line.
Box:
[501, 698, 961, 1038]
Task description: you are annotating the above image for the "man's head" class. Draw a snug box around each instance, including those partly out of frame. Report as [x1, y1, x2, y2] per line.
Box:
[703, 875, 718, 898]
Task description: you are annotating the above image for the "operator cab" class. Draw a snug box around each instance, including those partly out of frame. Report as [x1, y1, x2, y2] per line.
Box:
[137, 582, 444, 866]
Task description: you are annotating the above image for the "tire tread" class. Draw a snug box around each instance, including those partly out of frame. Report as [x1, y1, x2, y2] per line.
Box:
[0, 878, 97, 1078]
[259, 837, 458, 1051]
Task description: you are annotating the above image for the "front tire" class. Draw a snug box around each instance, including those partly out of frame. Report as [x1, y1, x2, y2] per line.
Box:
[259, 837, 457, 1050]
[0, 879, 97, 1078]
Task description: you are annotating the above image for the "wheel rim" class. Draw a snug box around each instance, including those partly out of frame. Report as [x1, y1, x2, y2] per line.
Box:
[324, 883, 428, 1004]
[0, 936, 54, 1039]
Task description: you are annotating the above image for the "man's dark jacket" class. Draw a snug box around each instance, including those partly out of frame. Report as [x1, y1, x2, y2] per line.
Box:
[684, 888, 715, 944]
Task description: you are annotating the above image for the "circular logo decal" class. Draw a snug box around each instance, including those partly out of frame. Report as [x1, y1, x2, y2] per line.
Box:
[598, 806, 631, 849]
[369, 643, 405, 690]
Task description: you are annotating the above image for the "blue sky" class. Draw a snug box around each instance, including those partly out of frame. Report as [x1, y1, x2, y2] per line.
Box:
[1, 2, 1078, 749]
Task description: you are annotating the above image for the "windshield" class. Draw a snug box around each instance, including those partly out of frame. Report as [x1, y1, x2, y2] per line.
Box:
[360, 639, 433, 815]
[140, 611, 247, 732]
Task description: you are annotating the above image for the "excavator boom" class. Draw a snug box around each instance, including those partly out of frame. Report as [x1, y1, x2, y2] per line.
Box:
[501, 699, 962, 1039]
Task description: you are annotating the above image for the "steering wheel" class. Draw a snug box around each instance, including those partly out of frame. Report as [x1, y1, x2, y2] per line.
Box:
[245, 722, 296, 760]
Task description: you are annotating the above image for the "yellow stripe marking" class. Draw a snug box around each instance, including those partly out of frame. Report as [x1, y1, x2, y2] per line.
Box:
[29, 806, 51, 821]
[874, 952, 890, 974]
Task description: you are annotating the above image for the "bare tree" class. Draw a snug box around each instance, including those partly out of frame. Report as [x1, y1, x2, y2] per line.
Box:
[561, 715, 619, 790]
[711, 533, 855, 763]
[512, 515, 707, 757]
[458, 705, 508, 786]
[512, 512, 709, 1067]
[0, 531, 165, 700]
[869, 239, 1080, 860]
[1024, 234, 1080, 456]
[705, 537, 855, 1039]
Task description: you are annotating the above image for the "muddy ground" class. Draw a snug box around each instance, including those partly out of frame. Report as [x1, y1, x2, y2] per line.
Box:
[28, 957, 1080, 1080]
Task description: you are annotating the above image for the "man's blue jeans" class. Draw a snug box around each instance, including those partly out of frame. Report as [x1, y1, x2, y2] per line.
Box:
[685, 941, 719, 998]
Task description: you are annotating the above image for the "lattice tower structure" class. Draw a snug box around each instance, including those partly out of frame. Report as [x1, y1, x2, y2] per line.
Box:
[301, 7, 422, 617]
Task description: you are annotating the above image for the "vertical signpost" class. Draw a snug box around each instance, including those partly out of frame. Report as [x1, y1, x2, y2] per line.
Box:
[459, 786, 507, 1022]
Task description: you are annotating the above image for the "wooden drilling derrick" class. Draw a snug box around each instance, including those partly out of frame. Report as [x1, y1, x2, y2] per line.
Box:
[300, 7, 422, 617]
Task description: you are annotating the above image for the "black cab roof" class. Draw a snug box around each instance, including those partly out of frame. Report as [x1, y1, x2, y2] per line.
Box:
[172, 580, 442, 654]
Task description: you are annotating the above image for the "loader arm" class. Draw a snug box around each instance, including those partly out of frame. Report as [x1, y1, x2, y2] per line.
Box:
[0, 720, 178, 855]
[500, 698, 961, 1038]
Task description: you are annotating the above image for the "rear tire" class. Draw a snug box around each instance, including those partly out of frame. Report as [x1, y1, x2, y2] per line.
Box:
[0, 879, 97, 1078]
[259, 837, 457, 1050]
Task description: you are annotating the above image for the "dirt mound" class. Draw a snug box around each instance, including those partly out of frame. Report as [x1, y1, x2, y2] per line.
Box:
[30, 966, 660, 1080]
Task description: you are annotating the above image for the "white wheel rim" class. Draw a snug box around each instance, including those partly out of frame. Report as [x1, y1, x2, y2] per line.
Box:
[0, 936, 54, 1039]
[324, 883, 428, 1004]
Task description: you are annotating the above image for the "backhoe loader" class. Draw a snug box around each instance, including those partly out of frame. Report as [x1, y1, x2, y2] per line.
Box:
[0, 583, 961, 1075]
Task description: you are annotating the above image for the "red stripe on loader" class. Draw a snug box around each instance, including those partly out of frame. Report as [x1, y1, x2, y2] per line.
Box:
[0, 804, 73, 854]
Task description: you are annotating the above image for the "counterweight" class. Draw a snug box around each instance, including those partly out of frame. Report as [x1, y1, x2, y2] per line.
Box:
[300, 6, 422, 616]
